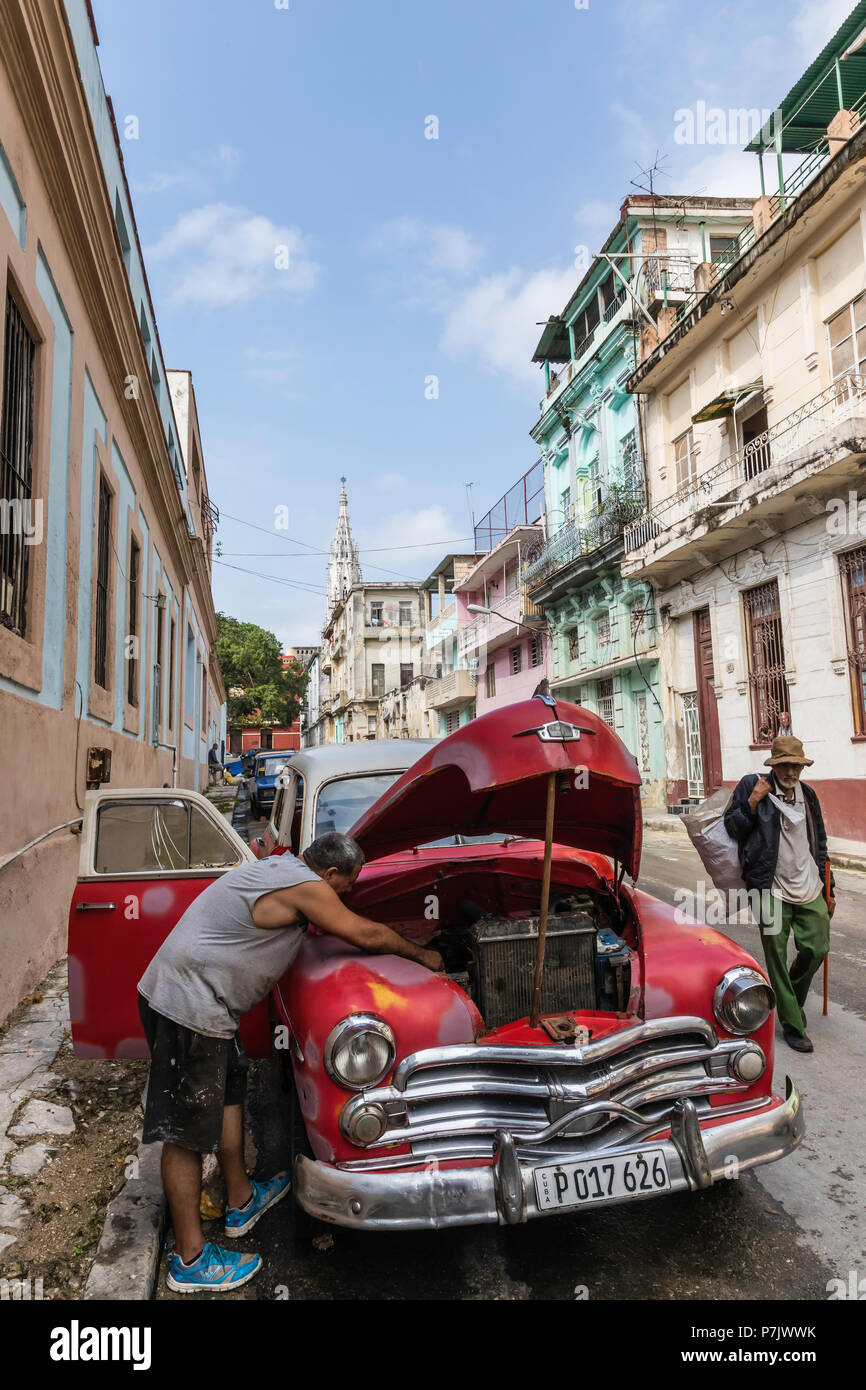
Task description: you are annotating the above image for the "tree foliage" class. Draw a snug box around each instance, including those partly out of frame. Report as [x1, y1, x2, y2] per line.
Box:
[216, 613, 308, 728]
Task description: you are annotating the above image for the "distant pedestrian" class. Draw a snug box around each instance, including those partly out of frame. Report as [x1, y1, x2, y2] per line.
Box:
[724, 736, 834, 1053]
[208, 744, 222, 785]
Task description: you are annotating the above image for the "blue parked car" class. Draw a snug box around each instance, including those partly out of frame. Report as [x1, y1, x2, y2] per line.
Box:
[249, 751, 293, 821]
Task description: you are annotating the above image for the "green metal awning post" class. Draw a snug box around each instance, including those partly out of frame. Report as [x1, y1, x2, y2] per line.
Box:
[775, 123, 786, 213]
[700, 221, 707, 261]
[835, 56, 845, 110]
[544, 359, 551, 392]
[568, 324, 576, 360]
[758, 151, 766, 194]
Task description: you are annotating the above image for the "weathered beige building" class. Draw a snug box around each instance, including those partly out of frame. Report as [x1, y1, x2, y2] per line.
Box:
[623, 18, 866, 849]
[311, 486, 427, 743]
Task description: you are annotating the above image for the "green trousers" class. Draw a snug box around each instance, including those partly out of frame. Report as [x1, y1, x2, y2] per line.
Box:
[756, 892, 830, 1035]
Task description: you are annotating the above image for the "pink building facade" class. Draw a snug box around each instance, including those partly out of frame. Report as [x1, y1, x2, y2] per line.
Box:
[455, 524, 551, 717]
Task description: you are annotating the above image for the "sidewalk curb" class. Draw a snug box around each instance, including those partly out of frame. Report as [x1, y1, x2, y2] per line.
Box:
[642, 813, 866, 873]
[83, 1135, 165, 1301]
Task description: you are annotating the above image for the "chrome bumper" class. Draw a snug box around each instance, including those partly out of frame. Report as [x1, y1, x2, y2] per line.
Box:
[294, 1078, 803, 1230]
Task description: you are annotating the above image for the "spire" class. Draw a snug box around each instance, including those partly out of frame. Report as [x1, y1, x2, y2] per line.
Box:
[326, 479, 362, 612]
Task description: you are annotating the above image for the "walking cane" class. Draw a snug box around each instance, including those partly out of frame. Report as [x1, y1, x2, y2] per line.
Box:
[823, 858, 831, 1016]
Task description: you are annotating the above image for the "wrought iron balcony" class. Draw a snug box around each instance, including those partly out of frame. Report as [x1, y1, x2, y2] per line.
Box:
[524, 488, 646, 590]
[625, 373, 866, 555]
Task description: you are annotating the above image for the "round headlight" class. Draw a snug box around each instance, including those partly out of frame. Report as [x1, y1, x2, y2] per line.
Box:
[324, 1015, 395, 1090]
[713, 967, 774, 1035]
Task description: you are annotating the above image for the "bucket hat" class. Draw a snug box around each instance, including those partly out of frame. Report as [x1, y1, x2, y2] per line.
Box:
[764, 735, 813, 767]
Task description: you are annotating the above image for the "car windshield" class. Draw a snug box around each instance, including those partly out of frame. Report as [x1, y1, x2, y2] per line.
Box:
[313, 773, 525, 846]
[314, 773, 402, 836]
[257, 756, 288, 777]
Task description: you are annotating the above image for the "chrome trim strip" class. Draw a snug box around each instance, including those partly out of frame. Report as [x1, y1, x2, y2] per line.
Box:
[334, 1095, 774, 1170]
[294, 1080, 803, 1230]
[392, 1016, 717, 1091]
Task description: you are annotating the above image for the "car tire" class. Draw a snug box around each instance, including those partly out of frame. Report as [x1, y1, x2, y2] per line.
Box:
[286, 1069, 327, 1241]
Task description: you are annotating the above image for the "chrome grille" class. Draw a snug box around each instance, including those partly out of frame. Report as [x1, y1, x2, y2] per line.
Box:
[338, 1018, 767, 1167]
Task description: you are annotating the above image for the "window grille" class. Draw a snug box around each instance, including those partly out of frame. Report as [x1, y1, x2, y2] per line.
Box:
[371, 663, 385, 697]
[596, 612, 611, 647]
[839, 544, 866, 735]
[127, 538, 140, 706]
[530, 634, 543, 667]
[743, 580, 789, 743]
[597, 677, 615, 728]
[485, 662, 496, 698]
[1, 293, 35, 636]
[510, 644, 522, 675]
[568, 629, 580, 661]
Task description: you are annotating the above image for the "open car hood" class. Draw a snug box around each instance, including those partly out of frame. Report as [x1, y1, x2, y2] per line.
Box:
[349, 696, 642, 878]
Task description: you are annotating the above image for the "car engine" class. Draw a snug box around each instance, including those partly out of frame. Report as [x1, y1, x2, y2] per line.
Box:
[430, 892, 633, 1030]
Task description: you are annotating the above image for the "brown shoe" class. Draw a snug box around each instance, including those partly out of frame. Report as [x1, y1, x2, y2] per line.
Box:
[783, 1024, 813, 1053]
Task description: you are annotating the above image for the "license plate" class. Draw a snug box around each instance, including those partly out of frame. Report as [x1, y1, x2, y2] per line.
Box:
[534, 1148, 671, 1210]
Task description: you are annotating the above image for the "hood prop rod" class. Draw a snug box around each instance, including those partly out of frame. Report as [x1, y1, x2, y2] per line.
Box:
[529, 770, 557, 1029]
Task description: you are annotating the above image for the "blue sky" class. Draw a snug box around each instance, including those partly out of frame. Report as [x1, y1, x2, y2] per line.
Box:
[91, 0, 854, 644]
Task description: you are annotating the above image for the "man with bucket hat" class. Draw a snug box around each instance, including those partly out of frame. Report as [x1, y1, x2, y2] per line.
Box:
[725, 735, 835, 1053]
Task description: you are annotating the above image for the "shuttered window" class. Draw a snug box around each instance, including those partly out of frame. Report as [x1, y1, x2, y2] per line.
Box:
[743, 580, 789, 744]
[1, 293, 35, 636]
[510, 644, 522, 675]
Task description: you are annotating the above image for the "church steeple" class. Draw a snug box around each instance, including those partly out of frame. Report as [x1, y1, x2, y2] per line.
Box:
[326, 476, 362, 612]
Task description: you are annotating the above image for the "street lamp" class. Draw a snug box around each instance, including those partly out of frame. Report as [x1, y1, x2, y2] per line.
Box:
[467, 603, 545, 633]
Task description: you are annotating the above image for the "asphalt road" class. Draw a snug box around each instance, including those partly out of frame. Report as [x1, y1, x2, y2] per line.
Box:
[156, 824, 866, 1301]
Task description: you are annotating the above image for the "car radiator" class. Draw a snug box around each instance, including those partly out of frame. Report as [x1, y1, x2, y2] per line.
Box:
[471, 909, 598, 1029]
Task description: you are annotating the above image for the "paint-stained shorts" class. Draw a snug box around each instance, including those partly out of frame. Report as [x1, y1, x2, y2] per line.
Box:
[138, 993, 249, 1154]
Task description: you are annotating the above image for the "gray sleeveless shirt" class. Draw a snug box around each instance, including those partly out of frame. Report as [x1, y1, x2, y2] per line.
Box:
[138, 853, 320, 1038]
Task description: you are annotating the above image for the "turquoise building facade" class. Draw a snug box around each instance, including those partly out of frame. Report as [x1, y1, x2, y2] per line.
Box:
[525, 209, 665, 803]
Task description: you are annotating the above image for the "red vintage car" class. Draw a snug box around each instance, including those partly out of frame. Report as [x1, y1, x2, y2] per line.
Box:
[68, 696, 802, 1230]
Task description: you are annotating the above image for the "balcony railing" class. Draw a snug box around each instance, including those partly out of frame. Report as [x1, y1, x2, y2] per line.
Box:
[524, 488, 646, 589]
[644, 254, 698, 301]
[625, 373, 866, 552]
[602, 287, 627, 322]
[425, 668, 477, 710]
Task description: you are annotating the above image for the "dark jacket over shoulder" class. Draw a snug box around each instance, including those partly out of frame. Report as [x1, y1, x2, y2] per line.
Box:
[724, 772, 835, 895]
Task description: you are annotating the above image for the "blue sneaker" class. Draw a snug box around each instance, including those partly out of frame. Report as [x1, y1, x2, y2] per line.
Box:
[166, 1242, 261, 1293]
[224, 1172, 292, 1238]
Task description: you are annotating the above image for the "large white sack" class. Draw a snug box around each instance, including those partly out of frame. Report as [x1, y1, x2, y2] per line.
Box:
[682, 787, 748, 895]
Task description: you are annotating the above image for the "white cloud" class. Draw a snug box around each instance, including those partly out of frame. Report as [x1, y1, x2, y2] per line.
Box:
[440, 265, 577, 387]
[367, 217, 483, 276]
[242, 346, 301, 382]
[790, 0, 854, 63]
[356, 502, 469, 580]
[574, 199, 619, 236]
[131, 144, 241, 196]
[371, 471, 408, 493]
[148, 203, 320, 306]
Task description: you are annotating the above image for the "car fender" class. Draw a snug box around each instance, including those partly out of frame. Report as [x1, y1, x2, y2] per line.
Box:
[275, 932, 482, 1164]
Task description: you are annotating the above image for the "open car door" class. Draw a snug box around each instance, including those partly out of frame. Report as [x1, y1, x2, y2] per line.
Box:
[67, 788, 271, 1059]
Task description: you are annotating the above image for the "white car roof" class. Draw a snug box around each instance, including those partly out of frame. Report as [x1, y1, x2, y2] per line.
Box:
[289, 739, 437, 784]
